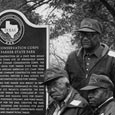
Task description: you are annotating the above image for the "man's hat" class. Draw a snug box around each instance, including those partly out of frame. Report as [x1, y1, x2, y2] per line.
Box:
[77, 18, 102, 34]
[81, 74, 114, 90]
[41, 67, 69, 85]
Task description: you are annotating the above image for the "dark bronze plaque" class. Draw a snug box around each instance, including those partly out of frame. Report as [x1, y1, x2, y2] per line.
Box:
[0, 10, 49, 115]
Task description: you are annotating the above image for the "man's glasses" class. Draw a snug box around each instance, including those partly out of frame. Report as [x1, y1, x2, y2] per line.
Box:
[79, 32, 98, 38]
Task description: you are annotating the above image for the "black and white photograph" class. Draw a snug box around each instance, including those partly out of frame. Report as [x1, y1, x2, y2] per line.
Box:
[0, 0, 115, 115]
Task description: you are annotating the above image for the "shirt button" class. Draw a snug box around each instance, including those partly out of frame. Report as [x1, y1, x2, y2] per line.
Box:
[86, 68, 88, 71]
[87, 63, 89, 65]
[88, 58, 90, 60]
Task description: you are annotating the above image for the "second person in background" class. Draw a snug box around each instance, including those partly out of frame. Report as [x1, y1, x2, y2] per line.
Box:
[65, 18, 115, 98]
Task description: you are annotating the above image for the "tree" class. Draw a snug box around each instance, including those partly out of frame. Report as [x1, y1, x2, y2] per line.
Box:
[0, 0, 43, 24]
[45, 0, 115, 49]
[45, 0, 115, 67]
[81, 0, 115, 48]
[28, 0, 115, 49]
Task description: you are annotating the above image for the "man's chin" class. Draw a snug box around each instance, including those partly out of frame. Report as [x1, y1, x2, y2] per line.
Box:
[89, 102, 97, 107]
[52, 96, 62, 100]
[82, 45, 91, 49]
[53, 97, 64, 102]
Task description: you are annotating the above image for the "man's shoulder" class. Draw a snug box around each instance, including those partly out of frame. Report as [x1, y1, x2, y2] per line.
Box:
[101, 99, 115, 114]
[69, 89, 88, 108]
[68, 48, 81, 58]
[69, 49, 78, 55]
[69, 96, 88, 108]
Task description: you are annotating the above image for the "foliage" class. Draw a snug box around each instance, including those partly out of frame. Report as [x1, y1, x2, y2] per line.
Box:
[49, 34, 77, 68]
[28, 0, 115, 49]
[45, 0, 115, 49]
[80, 0, 115, 49]
[0, 0, 43, 24]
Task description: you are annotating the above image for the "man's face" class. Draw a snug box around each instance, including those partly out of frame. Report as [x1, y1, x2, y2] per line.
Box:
[47, 78, 69, 102]
[88, 88, 108, 108]
[80, 32, 100, 49]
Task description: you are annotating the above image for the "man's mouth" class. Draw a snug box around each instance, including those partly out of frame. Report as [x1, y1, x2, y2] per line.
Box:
[82, 42, 90, 44]
[89, 99, 95, 104]
[50, 93, 59, 97]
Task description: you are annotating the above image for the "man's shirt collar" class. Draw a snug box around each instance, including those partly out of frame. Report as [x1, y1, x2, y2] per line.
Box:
[54, 89, 72, 108]
[83, 45, 103, 58]
[95, 96, 114, 112]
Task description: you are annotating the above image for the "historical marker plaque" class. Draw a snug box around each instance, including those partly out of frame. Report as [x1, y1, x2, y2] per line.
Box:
[0, 10, 49, 115]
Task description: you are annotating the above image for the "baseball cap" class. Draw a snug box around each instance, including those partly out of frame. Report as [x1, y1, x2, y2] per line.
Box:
[81, 74, 114, 90]
[41, 67, 69, 85]
[77, 18, 102, 34]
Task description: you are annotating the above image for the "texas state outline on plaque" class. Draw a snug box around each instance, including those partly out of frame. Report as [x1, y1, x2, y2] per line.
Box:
[1, 21, 18, 39]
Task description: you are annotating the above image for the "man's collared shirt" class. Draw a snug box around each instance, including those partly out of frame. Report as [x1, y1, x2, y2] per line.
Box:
[83, 45, 104, 72]
[94, 96, 114, 115]
[53, 90, 72, 115]
[95, 96, 114, 112]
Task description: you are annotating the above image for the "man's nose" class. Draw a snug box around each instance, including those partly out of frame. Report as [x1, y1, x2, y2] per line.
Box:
[83, 36, 89, 40]
[88, 93, 93, 99]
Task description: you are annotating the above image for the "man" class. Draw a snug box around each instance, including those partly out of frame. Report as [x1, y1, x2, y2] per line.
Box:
[81, 73, 115, 115]
[65, 18, 115, 98]
[42, 67, 93, 115]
